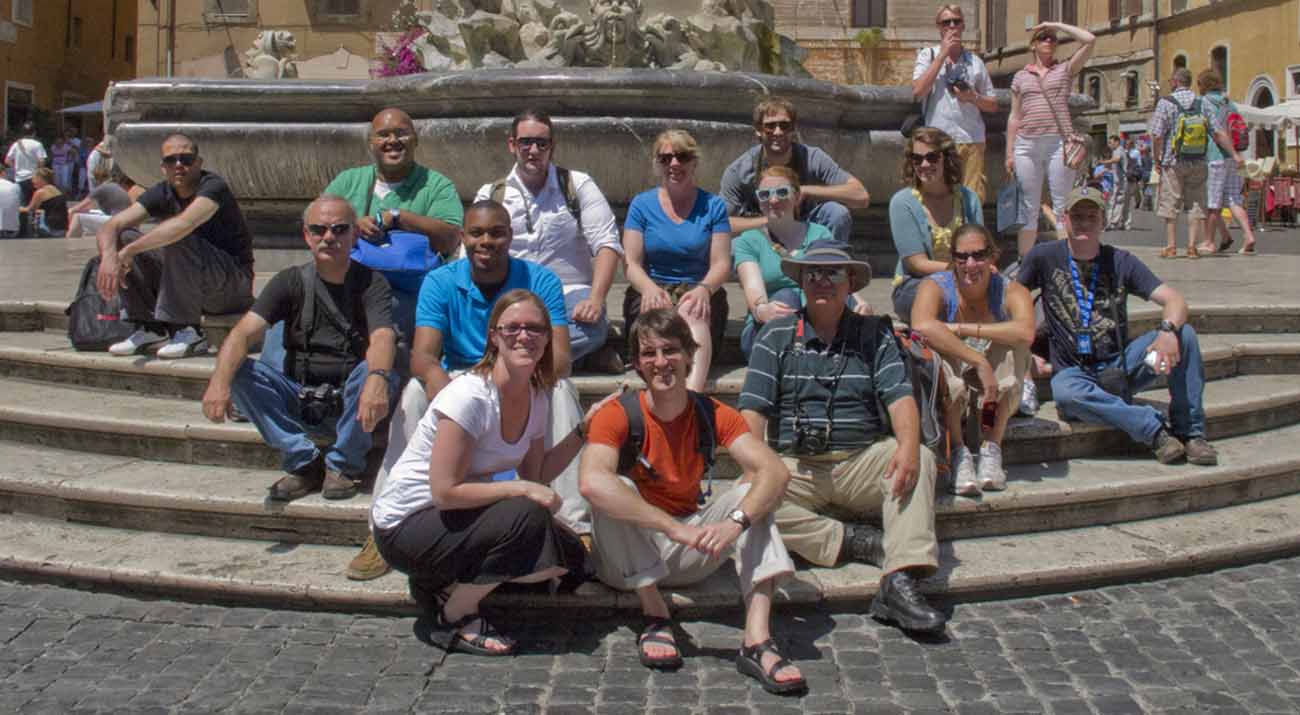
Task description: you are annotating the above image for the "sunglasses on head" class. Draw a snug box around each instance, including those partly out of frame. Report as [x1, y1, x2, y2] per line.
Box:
[939, 17, 964, 27]
[656, 151, 695, 165]
[908, 151, 944, 165]
[804, 267, 849, 284]
[307, 223, 353, 237]
[756, 185, 795, 202]
[761, 120, 794, 133]
[162, 153, 197, 167]
[952, 248, 991, 263]
[515, 136, 551, 150]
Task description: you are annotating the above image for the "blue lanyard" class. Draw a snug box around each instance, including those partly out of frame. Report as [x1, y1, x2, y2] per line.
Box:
[1068, 255, 1100, 331]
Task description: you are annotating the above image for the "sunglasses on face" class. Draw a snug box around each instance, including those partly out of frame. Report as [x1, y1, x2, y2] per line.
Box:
[761, 120, 794, 133]
[306, 223, 353, 237]
[939, 18, 964, 27]
[804, 267, 849, 285]
[496, 323, 548, 338]
[952, 248, 991, 263]
[656, 151, 695, 165]
[515, 136, 551, 150]
[909, 151, 944, 165]
[1034, 35, 1058, 43]
[756, 185, 795, 202]
[161, 153, 197, 167]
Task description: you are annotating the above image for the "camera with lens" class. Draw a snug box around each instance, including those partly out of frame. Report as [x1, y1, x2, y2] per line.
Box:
[298, 384, 343, 427]
[792, 421, 832, 455]
[946, 62, 970, 91]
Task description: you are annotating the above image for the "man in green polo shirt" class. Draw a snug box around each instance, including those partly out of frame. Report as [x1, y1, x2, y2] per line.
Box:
[324, 107, 463, 257]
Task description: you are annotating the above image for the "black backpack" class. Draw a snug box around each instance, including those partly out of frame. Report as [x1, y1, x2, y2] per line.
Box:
[65, 255, 134, 351]
[616, 389, 719, 505]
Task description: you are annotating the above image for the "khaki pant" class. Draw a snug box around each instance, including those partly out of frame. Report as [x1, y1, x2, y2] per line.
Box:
[775, 438, 938, 574]
[956, 142, 988, 203]
[1156, 161, 1208, 220]
[592, 479, 795, 596]
[939, 343, 1030, 415]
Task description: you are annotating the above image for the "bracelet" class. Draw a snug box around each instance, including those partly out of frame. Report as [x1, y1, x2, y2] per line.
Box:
[368, 368, 392, 380]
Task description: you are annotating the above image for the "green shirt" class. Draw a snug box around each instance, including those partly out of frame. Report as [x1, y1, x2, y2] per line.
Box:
[731, 222, 831, 333]
[325, 164, 464, 230]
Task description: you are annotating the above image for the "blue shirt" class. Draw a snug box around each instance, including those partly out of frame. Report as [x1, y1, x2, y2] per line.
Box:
[626, 188, 731, 284]
[415, 256, 568, 370]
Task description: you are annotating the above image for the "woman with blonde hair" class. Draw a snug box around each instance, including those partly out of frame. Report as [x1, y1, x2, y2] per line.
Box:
[370, 289, 594, 656]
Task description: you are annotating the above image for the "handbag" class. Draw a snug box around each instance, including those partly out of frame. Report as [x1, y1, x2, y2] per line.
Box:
[350, 230, 441, 294]
[1034, 68, 1089, 171]
[996, 179, 1024, 234]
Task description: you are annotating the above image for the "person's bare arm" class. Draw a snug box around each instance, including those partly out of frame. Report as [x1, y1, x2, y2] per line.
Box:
[571, 246, 620, 324]
[357, 326, 397, 433]
[390, 211, 460, 256]
[911, 43, 950, 100]
[884, 395, 923, 499]
[724, 432, 791, 520]
[579, 442, 684, 536]
[741, 409, 768, 446]
[902, 254, 952, 278]
[428, 417, 559, 512]
[1047, 22, 1096, 77]
[801, 177, 870, 208]
[201, 311, 269, 423]
[94, 202, 151, 300]
[551, 324, 573, 379]
[1005, 91, 1022, 176]
[410, 326, 452, 402]
[118, 195, 219, 257]
[727, 215, 768, 235]
[621, 228, 661, 295]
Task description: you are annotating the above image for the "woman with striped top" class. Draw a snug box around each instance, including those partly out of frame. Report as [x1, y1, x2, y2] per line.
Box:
[1005, 22, 1095, 259]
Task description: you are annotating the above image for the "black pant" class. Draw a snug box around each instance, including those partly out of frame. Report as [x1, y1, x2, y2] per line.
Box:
[622, 282, 728, 360]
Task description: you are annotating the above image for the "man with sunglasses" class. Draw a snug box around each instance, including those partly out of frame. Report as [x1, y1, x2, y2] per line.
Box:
[721, 97, 870, 243]
[911, 5, 997, 202]
[739, 241, 946, 635]
[474, 109, 624, 373]
[200, 194, 399, 502]
[95, 133, 255, 359]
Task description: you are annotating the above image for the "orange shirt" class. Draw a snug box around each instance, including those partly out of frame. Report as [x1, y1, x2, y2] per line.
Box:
[587, 391, 751, 517]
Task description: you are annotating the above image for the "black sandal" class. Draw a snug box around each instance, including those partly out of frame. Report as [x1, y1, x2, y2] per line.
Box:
[737, 638, 807, 695]
[637, 617, 684, 670]
[429, 611, 516, 657]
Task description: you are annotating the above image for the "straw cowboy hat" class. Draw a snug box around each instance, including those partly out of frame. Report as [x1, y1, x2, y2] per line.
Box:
[780, 240, 872, 293]
[1244, 159, 1267, 181]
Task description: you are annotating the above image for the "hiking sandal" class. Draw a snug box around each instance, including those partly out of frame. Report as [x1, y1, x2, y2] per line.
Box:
[430, 611, 516, 657]
[736, 638, 807, 695]
[637, 617, 684, 670]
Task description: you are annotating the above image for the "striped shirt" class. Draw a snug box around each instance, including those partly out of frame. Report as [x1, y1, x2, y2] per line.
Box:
[1011, 62, 1074, 138]
[738, 311, 913, 453]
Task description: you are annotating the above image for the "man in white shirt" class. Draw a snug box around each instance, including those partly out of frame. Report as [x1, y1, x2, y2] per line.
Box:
[5, 122, 47, 233]
[0, 177, 20, 238]
[474, 109, 625, 373]
[911, 5, 998, 202]
[1101, 135, 1126, 229]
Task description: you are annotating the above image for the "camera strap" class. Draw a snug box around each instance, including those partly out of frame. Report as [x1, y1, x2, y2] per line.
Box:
[294, 263, 366, 386]
[787, 316, 849, 451]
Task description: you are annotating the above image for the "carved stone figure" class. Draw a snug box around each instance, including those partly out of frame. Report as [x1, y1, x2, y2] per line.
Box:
[244, 31, 299, 79]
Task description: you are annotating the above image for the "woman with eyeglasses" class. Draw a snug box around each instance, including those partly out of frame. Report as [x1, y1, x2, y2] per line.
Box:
[888, 127, 984, 322]
[910, 224, 1033, 496]
[371, 288, 595, 656]
[1006, 22, 1096, 258]
[623, 129, 732, 392]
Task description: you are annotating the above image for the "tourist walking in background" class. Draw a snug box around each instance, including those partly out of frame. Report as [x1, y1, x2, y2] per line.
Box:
[50, 136, 74, 193]
[1196, 70, 1259, 256]
[911, 4, 997, 202]
[1005, 22, 1096, 258]
[1101, 136, 1127, 230]
[1122, 138, 1143, 228]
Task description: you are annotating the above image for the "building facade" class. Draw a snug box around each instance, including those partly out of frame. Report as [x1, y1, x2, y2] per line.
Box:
[0, 0, 137, 140]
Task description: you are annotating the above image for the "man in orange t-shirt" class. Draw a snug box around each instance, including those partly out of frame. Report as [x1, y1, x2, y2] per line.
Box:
[579, 309, 806, 694]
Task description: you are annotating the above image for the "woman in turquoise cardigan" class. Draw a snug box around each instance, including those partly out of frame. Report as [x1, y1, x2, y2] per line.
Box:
[889, 127, 984, 322]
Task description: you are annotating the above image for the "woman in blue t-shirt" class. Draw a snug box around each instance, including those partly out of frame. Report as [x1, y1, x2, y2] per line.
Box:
[622, 129, 732, 392]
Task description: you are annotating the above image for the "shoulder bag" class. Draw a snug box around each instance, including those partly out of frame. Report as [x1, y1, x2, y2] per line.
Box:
[1034, 67, 1088, 171]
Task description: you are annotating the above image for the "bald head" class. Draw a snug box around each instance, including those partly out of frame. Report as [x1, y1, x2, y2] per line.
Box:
[302, 193, 356, 226]
[371, 108, 414, 133]
[369, 108, 418, 179]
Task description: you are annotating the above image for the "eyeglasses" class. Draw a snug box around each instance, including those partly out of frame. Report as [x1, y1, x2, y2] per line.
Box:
[951, 248, 991, 263]
[306, 223, 353, 237]
[761, 120, 794, 133]
[756, 185, 795, 202]
[908, 151, 944, 165]
[496, 323, 548, 338]
[656, 151, 695, 165]
[161, 153, 197, 167]
[372, 129, 413, 142]
[515, 137, 551, 150]
[938, 18, 964, 27]
[803, 267, 849, 285]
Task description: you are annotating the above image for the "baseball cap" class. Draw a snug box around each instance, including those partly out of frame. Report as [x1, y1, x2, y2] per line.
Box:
[1065, 186, 1105, 211]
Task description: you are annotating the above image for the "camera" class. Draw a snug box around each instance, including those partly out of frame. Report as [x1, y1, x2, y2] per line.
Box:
[946, 63, 970, 91]
[298, 384, 343, 427]
[793, 422, 832, 455]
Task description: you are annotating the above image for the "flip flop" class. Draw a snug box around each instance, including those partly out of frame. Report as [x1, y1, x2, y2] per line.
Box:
[1158, 247, 1178, 259]
[1238, 245, 1258, 255]
[736, 638, 807, 695]
[637, 617, 684, 670]
[1218, 235, 1235, 252]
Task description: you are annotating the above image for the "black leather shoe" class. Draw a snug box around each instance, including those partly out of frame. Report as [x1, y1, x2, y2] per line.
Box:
[869, 571, 947, 634]
[839, 523, 885, 567]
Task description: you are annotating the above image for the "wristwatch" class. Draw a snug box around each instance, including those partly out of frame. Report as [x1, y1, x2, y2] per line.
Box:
[387, 208, 400, 230]
[368, 368, 392, 380]
[1158, 320, 1178, 334]
[727, 508, 751, 531]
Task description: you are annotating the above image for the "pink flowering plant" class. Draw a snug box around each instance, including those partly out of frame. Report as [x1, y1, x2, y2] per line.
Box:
[374, 27, 428, 78]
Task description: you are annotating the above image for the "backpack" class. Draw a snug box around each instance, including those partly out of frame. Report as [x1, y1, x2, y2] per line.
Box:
[1165, 95, 1209, 159]
[489, 166, 582, 234]
[616, 389, 718, 505]
[284, 263, 368, 385]
[879, 322, 948, 459]
[1226, 107, 1249, 152]
[65, 255, 134, 351]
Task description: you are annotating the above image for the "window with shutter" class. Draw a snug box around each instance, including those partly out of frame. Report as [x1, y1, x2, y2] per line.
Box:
[1038, 0, 1053, 22]
[204, 0, 254, 23]
[986, 0, 1007, 49]
[851, 0, 887, 28]
[12, 0, 33, 26]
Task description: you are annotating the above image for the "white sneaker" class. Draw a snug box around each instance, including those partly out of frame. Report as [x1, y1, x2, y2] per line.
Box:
[108, 328, 167, 356]
[1018, 380, 1039, 417]
[155, 327, 209, 359]
[952, 446, 979, 496]
[978, 441, 1007, 491]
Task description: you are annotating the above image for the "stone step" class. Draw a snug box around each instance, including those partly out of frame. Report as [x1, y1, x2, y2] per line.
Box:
[0, 373, 1297, 471]
[2, 424, 1298, 548]
[2, 490, 1299, 615]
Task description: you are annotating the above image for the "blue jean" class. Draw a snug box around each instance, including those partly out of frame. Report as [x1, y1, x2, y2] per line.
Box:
[564, 285, 609, 362]
[1050, 324, 1206, 446]
[230, 358, 399, 475]
[740, 287, 800, 358]
[806, 201, 852, 243]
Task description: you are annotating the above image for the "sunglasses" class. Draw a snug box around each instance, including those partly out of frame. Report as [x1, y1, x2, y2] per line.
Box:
[1034, 34, 1058, 43]
[656, 151, 696, 165]
[306, 223, 353, 237]
[908, 151, 944, 165]
[161, 153, 197, 167]
[496, 323, 548, 338]
[952, 248, 991, 263]
[804, 267, 849, 285]
[761, 120, 794, 133]
[515, 137, 551, 150]
[756, 185, 795, 202]
[939, 18, 964, 27]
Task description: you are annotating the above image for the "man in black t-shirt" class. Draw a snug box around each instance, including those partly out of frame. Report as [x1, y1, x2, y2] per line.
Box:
[95, 133, 255, 359]
[201, 195, 399, 501]
[1018, 187, 1216, 466]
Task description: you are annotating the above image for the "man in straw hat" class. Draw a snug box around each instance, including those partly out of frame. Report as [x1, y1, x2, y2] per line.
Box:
[738, 240, 946, 634]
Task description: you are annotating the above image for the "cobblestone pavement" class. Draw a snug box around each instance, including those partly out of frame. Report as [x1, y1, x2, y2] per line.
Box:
[3, 557, 1300, 714]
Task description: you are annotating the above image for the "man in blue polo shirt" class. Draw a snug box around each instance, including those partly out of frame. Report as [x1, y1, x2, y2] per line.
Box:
[346, 199, 588, 580]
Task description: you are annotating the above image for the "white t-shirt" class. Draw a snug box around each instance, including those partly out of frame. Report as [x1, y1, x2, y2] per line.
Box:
[5, 138, 47, 182]
[0, 178, 20, 232]
[913, 46, 995, 144]
[371, 372, 551, 530]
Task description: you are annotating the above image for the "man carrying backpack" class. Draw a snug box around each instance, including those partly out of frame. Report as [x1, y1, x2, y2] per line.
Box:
[1197, 70, 1259, 256]
[1149, 67, 1244, 259]
[738, 241, 947, 635]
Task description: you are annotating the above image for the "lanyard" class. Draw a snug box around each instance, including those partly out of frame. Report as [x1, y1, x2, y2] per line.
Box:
[1068, 255, 1100, 332]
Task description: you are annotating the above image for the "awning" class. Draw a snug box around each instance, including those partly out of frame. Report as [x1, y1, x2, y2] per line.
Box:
[58, 101, 102, 114]
[1239, 100, 1300, 130]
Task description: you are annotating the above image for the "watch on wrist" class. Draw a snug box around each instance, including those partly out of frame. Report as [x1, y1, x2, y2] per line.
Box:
[388, 208, 400, 230]
[368, 369, 392, 380]
[1158, 320, 1177, 334]
[727, 508, 751, 531]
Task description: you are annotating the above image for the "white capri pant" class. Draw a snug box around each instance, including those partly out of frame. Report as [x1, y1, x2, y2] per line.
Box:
[1014, 134, 1077, 230]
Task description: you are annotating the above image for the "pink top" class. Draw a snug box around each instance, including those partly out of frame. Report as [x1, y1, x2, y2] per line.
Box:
[1011, 62, 1074, 138]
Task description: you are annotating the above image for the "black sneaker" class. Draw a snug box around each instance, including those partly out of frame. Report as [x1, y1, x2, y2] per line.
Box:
[869, 571, 946, 634]
[838, 522, 884, 567]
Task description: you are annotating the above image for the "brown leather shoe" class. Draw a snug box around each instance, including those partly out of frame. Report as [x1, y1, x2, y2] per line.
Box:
[321, 469, 359, 500]
[269, 471, 323, 501]
[1183, 437, 1219, 466]
[345, 534, 391, 581]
